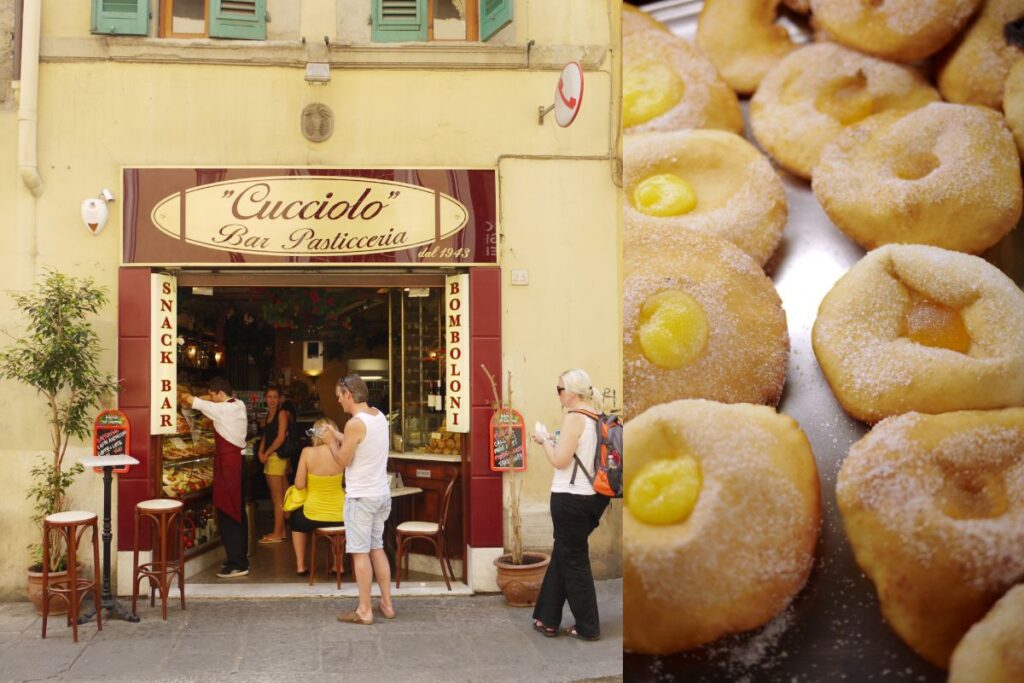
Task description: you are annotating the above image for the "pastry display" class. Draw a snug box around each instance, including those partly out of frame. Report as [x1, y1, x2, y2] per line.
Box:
[624, 399, 820, 655]
[696, 0, 798, 95]
[808, 0, 984, 62]
[751, 42, 939, 179]
[624, 29, 744, 135]
[938, 0, 1024, 109]
[837, 409, 1024, 668]
[624, 2, 669, 37]
[812, 103, 1022, 253]
[624, 129, 787, 266]
[813, 244, 1024, 423]
[949, 584, 1024, 683]
[1004, 58, 1024, 156]
[162, 462, 215, 498]
[624, 230, 789, 417]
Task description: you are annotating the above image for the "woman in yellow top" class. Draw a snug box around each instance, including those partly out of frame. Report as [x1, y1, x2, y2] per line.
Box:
[258, 386, 294, 544]
[288, 417, 345, 576]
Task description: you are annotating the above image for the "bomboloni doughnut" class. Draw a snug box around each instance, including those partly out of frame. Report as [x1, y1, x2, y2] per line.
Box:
[696, 0, 799, 95]
[624, 230, 789, 418]
[624, 400, 820, 655]
[939, 0, 1024, 109]
[949, 584, 1024, 683]
[837, 409, 1024, 668]
[812, 103, 1022, 253]
[1004, 59, 1024, 157]
[624, 29, 744, 135]
[809, 0, 984, 62]
[624, 129, 787, 266]
[624, 3, 669, 37]
[751, 42, 939, 179]
[813, 244, 1024, 424]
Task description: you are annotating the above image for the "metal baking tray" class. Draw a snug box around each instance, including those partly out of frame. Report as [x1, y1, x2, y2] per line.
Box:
[624, 2, 1024, 681]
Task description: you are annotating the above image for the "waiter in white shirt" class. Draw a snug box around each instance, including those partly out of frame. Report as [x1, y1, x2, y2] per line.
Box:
[180, 377, 250, 578]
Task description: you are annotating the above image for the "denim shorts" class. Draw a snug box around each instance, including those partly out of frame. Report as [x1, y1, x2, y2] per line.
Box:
[343, 495, 392, 553]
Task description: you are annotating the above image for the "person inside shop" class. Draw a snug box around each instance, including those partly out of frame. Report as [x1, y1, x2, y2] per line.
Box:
[257, 385, 297, 545]
[530, 368, 611, 640]
[287, 417, 345, 576]
[179, 378, 250, 579]
[325, 373, 395, 625]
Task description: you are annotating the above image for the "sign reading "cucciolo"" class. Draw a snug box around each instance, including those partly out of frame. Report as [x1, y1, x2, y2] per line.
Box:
[150, 176, 469, 256]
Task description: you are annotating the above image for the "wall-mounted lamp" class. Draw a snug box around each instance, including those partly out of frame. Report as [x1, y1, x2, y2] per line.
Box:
[81, 188, 115, 235]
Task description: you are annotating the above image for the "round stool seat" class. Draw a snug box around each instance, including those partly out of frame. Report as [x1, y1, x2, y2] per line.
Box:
[137, 498, 184, 512]
[317, 526, 346, 533]
[397, 521, 439, 534]
[46, 511, 97, 525]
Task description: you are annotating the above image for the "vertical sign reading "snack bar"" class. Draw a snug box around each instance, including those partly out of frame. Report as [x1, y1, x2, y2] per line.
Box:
[151, 273, 178, 434]
[445, 274, 469, 433]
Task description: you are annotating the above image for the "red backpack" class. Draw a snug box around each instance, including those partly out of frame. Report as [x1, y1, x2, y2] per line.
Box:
[569, 409, 623, 498]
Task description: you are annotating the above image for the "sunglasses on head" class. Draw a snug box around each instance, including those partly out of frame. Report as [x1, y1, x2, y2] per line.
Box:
[556, 386, 565, 395]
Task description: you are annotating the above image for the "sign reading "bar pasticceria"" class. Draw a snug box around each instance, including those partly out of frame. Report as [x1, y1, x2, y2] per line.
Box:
[122, 168, 497, 266]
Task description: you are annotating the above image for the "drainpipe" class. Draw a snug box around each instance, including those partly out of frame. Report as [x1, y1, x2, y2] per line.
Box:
[18, 0, 43, 197]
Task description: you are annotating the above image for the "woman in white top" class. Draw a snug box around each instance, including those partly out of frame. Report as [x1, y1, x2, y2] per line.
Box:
[530, 368, 611, 641]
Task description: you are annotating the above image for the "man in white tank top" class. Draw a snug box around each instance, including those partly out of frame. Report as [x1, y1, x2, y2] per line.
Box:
[327, 373, 395, 625]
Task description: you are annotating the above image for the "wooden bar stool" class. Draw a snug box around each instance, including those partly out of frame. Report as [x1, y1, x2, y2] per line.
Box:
[132, 498, 186, 620]
[41, 511, 101, 642]
[310, 526, 346, 589]
[396, 474, 459, 591]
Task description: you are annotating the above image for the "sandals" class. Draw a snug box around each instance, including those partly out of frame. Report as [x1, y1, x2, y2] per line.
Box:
[563, 625, 600, 641]
[258, 535, 285, 544]
[376, 603, 396, 620]
[532, 619, 557, 638]
[295, 568, 309, 576]
[337, 611, 373, 626]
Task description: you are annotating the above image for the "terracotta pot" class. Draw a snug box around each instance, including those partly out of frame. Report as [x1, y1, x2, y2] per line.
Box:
[26, 563, 86, 616]
[493, 552, 551, 607]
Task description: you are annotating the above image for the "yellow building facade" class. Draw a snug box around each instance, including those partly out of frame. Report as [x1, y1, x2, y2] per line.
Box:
[0, 0, 621, 599]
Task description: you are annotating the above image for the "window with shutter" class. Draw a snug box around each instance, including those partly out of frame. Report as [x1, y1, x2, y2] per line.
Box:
[209, 0, 266, 40]
[92, 0, 150, 36]
[372, 0, 428, 43]
[479, 0, 512, 42]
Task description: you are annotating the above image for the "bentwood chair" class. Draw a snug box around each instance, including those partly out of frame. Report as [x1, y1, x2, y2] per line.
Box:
[395, 473, 459, 591]
[131, 498, 186, 620]
[41, 511, 102, 642]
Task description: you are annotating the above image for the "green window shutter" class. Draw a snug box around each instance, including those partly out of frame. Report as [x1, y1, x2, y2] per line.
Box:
[91, 0, 149, 36]
[210, 0, 267, 40]
[479, 0, 512, 41]
[372, 0, 427, 43]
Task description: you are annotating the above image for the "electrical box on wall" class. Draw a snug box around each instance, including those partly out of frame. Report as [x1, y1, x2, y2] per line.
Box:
[303, 341, 324, 377]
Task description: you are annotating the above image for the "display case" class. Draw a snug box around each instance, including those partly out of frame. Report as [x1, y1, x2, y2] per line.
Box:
[389, 288, 450, 453]
[159, 410, 220, 555]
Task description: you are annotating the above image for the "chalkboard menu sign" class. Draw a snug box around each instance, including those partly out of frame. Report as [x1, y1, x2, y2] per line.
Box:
[92, 410, 131, 474]
[489, 408, 527, 472]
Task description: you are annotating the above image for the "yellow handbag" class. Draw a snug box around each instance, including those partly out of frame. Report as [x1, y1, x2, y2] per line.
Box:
[282, 485, 307, 512]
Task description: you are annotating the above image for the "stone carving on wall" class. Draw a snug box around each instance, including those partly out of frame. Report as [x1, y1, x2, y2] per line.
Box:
[301, 103, 333, 142]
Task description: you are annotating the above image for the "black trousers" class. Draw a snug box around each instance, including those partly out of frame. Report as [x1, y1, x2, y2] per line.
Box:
[532, 492, 610, 637]
[217, 475, 249, 570]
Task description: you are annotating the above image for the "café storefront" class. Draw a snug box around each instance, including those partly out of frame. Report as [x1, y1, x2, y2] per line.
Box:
[115, 167, 503, 592]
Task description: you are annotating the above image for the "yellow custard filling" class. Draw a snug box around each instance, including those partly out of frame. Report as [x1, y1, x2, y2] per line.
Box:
[624, 62, 685, 128]
[627, 455, 702, 525]
[903, 293, 971, 353]
[633, 173, 697, 217]
[638, 290, 709, 368]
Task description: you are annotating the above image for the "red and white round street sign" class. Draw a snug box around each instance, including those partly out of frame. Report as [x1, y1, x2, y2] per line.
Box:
[554, 62, 584, 127]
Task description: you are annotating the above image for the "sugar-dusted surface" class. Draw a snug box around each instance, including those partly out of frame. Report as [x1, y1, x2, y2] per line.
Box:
[810, 0, 979, 36]
[938, 0, 1024, 109]
[948, 584, 1024, 683]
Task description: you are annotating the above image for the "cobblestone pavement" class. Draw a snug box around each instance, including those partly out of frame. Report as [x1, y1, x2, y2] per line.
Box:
[0, 580, 622, 682]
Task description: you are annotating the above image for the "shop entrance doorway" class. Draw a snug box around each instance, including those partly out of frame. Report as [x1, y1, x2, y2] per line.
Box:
[158, 272, 469, 596]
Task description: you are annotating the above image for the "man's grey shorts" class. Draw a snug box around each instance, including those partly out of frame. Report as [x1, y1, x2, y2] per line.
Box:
[344, 495, 392, 553]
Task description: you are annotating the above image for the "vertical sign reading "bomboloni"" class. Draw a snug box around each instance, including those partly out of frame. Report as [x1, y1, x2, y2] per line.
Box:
[151, 273, 177, 434]
[445, 274, 469, 433]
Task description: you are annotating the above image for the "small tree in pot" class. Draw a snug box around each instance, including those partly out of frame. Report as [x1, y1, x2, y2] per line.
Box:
[0, 271, 118, 611]
[482, 365, 550, 606]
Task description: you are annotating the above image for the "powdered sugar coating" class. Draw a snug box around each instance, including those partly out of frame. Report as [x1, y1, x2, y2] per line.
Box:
[624, 400, 820, 655]
[812, 103, 1023, 253]
[837, 409, 1024, 666]
[625, 30, 744, 135]
[751, 42, 938, 179]
[624, 129, 787, 266]
[938, 0, 1024, 109]
[1005, 59, 1024, 157]
[949, 584, 1024, 683]
[625, 230, 789, 418]
[812, 244, 1024, 423]
[810, 0, 983, 61]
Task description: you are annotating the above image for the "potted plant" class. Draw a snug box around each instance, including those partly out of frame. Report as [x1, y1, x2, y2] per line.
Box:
[482, 365, 551, 607]
[0, 271, 118, 613]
